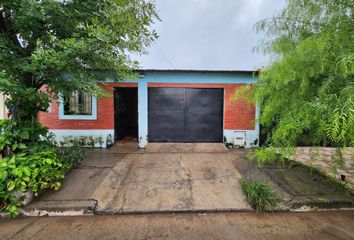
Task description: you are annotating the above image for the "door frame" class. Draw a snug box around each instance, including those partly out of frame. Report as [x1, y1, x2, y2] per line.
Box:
[114, 87, 138, 141]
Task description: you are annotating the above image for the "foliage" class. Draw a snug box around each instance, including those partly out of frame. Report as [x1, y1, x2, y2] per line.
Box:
[241, 179, 277, 212]
[0, 119, 82, 217]
[330, 147, 345, 173]
[237, 0, 354, 163]
[0, 119, 49, 157]
[0, 148, 71, 217]
[59, 135, 106, 148]
[247, 147, 278, 165]
[0, 0, 158, 120]
[56, 145, 85, 168]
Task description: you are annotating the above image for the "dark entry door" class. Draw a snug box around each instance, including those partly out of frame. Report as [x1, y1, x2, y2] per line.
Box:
[148, 88, 223, 142]
[114, 88, 138, 141]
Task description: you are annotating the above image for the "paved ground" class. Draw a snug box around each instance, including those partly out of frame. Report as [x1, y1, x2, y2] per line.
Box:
[1, 211, 354, 240]
[26, 143, 250, 215]
[146, 143, 229, 153]
[96, 152, 249, 213]
[24, 143, 353, 216]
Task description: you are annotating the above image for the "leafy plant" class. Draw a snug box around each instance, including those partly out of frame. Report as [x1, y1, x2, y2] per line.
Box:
[247, 147, 278, 165]
[241, 179, 277, 212]
[0, 0, 158, 122]
[57, 145, 85, 169]
[0, 119, 49, 157]
[0, 148, 71, 217]
[235, 0, 354, 165]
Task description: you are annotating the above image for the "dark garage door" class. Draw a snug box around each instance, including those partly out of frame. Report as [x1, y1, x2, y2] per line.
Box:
[148, 88, 223, 142]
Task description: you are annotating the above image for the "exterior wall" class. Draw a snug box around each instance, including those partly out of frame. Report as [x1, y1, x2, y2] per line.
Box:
[138, 72, 259, 148]
[38, 72, 259, 148]
[38, 82, 137, 148]
[288, 147, 354, 188]
[0, 93, 8, 119]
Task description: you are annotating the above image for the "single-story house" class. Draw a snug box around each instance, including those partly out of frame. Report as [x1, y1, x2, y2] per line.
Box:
[38, 69, 259, 148]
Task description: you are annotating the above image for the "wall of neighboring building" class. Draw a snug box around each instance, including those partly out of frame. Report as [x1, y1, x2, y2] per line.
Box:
[38, 72, 259, 148]
[0, 93, 7, 119]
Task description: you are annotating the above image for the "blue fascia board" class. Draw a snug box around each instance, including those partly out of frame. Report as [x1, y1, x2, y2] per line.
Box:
[139, 72, 257, 84]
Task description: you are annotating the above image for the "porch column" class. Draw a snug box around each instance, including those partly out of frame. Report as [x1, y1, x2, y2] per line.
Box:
[138, 78, 148, 148]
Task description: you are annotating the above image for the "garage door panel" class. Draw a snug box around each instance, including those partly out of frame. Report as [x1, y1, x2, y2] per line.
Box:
[148, 88, 223, 142]
[148, 113, 185, 141]
[187, 89, 223, 112]
[187, 113, 223, 142]
[149, 88, 185, 113]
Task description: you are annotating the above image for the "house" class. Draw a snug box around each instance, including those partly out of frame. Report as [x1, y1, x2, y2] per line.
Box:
[38, 69, 259, 148]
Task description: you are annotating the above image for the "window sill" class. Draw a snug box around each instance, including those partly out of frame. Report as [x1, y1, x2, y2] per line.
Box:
[59, 115, 97, 120]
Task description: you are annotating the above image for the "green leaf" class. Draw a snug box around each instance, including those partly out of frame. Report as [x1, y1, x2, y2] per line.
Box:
[7, 181, 15, 191]
[19, 131, 30, 140]
[45, 159, 53, 164]
[23, 167, 31, 177]
[17, 144, 27, 150]
[0, 161, 7, 168]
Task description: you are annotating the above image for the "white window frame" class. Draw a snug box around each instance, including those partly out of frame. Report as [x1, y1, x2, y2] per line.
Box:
[59, 94, 97, 120]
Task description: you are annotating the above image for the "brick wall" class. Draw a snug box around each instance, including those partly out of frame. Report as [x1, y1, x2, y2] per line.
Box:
[38, 82, 137, 130]
[148, 83, 255, 130]
[39, 82, 255, 131]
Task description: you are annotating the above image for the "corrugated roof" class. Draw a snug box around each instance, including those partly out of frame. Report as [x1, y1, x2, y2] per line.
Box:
[135, 69, 258, 74]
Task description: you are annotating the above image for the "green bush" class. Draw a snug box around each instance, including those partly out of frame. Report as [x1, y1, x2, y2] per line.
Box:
[241, 179, 277, 212]
[0, 119, 49, 157]
[57, 145, 85, 168]
[247, 147, 278, 165]
[0, 148, 71, 217]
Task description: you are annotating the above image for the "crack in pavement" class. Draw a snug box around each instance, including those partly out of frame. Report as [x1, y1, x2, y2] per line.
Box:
[112, 158, 139, 213]
[178, 155, 194, 210]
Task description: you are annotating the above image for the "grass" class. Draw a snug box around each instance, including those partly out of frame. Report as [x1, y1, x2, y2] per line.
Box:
[241, 179, 277, 212]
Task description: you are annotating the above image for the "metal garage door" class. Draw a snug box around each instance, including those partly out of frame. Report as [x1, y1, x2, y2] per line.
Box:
[148, 88, 223, 142]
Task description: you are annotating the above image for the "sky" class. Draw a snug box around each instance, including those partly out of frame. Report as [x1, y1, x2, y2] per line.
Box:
[134, 0, 286, 70]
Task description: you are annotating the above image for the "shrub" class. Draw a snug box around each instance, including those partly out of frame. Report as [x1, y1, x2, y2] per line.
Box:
[0, 148, 71, 217]
[0, 119, 49, 157]
[57, 145, 85, 168]
[241, 179, 277, 212]
[247, 147, 278, 165]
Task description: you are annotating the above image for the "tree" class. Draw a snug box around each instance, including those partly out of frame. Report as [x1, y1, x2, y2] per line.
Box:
[245, 0, 353, 161]
[0, 0, 158, 121]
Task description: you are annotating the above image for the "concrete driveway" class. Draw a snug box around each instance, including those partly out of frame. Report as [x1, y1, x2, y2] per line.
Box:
[93, 152, 250, 213]
[25, 143, 250, 215]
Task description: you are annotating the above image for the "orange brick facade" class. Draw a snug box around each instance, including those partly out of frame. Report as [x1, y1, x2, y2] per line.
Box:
[39, 82, 255, 131]
[38, 82, 137, 130]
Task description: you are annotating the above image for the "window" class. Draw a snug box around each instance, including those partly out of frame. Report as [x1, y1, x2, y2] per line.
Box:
[59, 91, 97, 120]
[64, 91, 92, 115]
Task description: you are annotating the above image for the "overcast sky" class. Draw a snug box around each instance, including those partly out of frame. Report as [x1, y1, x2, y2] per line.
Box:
[134, 0, 286, 70]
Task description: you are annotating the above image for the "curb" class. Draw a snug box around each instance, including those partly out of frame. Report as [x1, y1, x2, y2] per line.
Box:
[21, 200, 97, 217]
[95, 208, 253, 216]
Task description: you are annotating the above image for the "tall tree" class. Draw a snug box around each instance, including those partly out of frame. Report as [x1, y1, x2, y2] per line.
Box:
[247, 0, 353, 161]
[0, 0, 158, 121]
